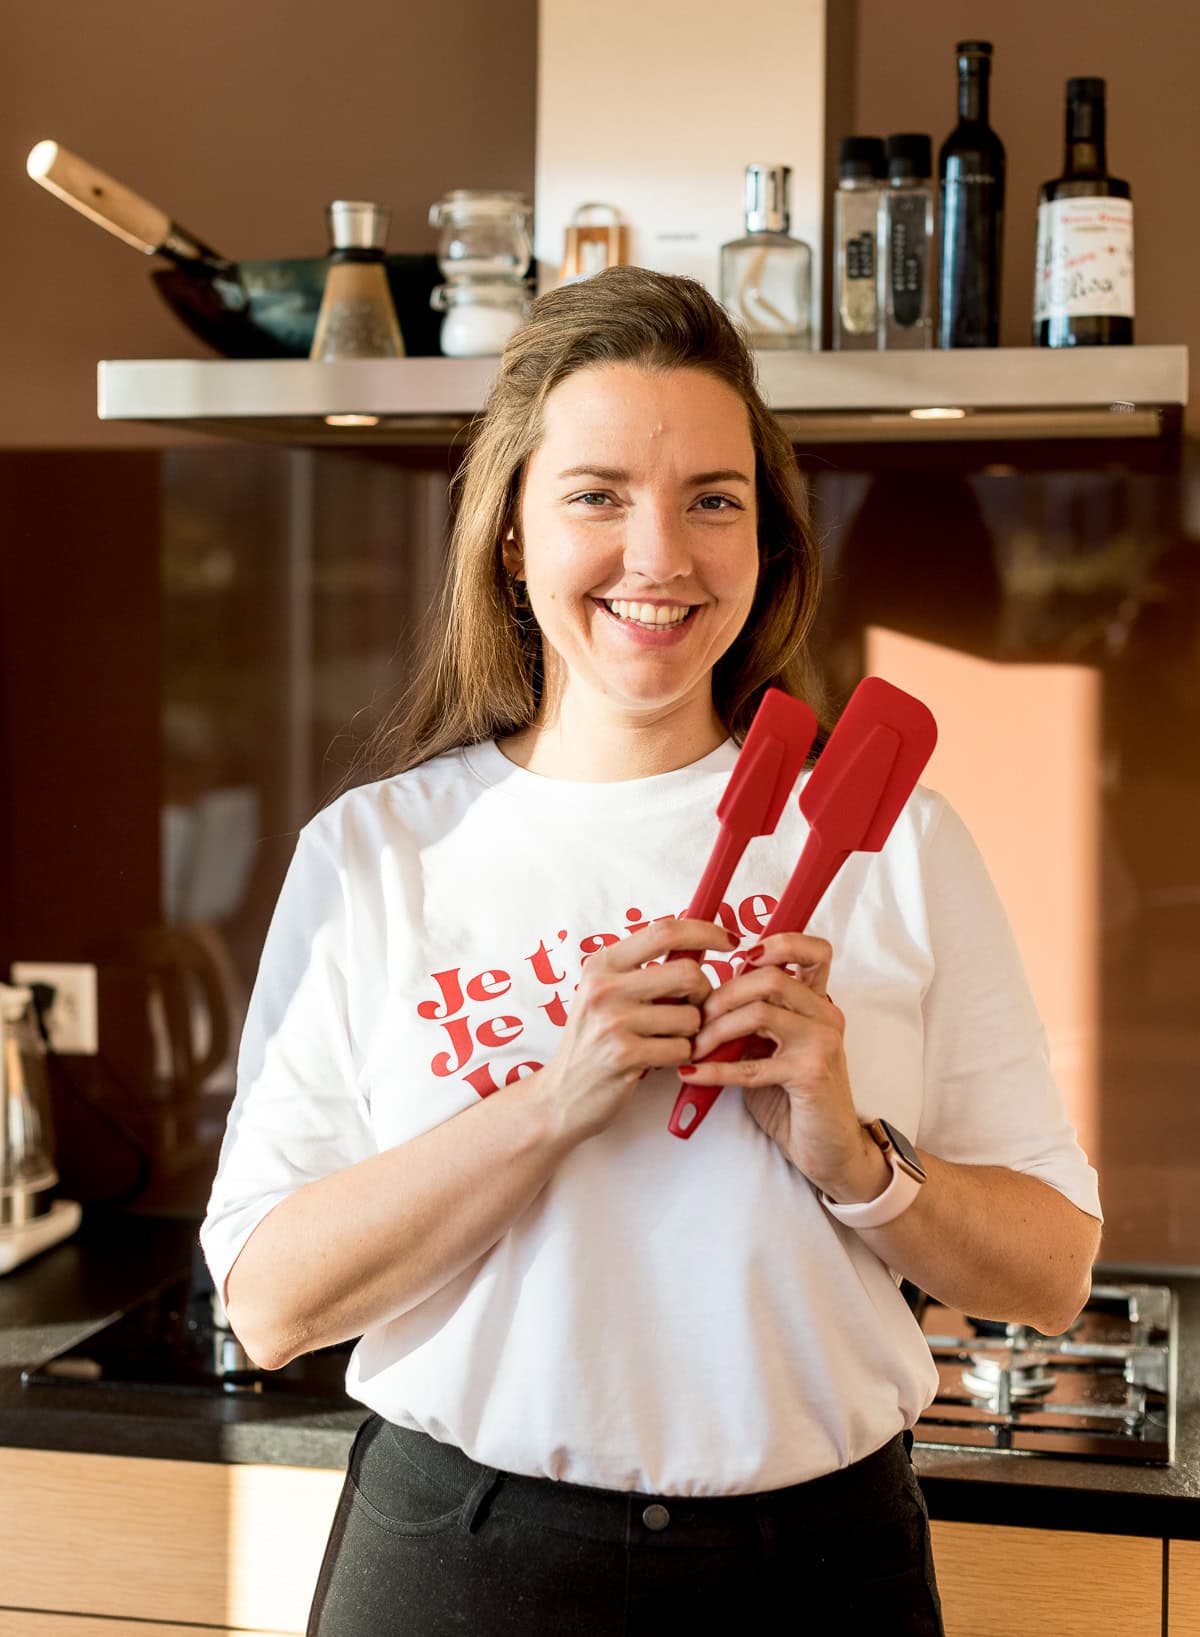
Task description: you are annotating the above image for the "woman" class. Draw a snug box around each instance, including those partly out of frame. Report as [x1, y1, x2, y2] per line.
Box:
[199, 266, 1103, 1636]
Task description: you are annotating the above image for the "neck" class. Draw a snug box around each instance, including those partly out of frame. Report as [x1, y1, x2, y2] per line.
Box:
[498, 698, 728, 782]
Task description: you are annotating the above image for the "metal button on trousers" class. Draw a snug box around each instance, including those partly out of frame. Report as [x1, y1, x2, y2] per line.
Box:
[641, 1504, 670, 1530]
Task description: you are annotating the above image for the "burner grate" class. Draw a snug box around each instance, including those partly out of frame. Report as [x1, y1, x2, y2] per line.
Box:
[913, 1281, 1175, 1464]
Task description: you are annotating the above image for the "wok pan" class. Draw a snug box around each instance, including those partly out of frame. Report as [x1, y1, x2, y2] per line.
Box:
[26, 140, 444, 358]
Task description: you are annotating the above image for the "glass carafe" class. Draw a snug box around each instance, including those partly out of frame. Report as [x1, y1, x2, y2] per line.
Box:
[0, 983, 59, 1227]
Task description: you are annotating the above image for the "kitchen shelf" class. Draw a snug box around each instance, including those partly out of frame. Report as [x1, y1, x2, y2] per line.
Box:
[97, 346, 1188, 448]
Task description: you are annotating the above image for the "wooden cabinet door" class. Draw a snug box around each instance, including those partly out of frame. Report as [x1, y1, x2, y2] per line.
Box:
[0, 1448, 343, 1634]
[929, 1520, 1161, 1637]
[1170, 1539, 1200, 1636]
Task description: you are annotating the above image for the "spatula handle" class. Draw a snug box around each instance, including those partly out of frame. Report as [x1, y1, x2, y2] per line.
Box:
[666, 838, 848, 1136]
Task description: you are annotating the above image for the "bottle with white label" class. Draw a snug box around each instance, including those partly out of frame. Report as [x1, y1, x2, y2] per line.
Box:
[880, 134, 935, 349]
[1033, 77, 1133, 346]
[833, 137, 885, 350]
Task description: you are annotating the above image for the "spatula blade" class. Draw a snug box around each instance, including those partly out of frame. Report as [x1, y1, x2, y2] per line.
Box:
[716, 688, 818, 841]
[799, 676, 937, 853]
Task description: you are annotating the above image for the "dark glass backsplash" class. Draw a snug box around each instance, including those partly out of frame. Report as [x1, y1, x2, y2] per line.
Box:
[2, 446, 1196, 1264]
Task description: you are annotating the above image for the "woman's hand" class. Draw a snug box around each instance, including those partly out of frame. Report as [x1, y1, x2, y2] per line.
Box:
[541, 917, 736, 1143]
[683, 934, 866, 1189]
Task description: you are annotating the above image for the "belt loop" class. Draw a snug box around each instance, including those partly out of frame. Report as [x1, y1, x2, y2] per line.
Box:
[460, 1467, 503, 1534]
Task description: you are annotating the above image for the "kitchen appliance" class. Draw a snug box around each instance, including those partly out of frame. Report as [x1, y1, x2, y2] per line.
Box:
[21, 1244, 355, 1402]
[912, 1280, 1176, 1462]
[25, 140, 442, 358]
[0, 983, 82, 1273]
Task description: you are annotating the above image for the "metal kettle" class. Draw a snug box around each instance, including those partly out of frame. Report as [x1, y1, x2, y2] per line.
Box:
[0, 982, 81, 1273]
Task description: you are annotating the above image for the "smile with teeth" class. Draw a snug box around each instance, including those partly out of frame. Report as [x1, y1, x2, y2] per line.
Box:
[600, 599, 696, 627]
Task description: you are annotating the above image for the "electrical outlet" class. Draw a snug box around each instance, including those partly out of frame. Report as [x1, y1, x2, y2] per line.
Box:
[10, 962, 99, 1054]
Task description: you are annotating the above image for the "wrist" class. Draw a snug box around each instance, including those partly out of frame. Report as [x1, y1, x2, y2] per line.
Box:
[512, 1070, 587, 1158]
[814, 1130, 892, 1206]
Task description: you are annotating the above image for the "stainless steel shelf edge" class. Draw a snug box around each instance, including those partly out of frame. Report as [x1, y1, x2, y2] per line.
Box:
[97, 348, 1188, 446]
[756, 346, 1188, 411]
[98, 356, 500, 422]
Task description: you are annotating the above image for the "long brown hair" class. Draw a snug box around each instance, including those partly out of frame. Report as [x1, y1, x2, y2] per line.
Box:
[336, 264, 830, 794]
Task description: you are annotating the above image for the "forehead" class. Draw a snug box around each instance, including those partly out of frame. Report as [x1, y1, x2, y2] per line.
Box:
[532, 364, 754, 465]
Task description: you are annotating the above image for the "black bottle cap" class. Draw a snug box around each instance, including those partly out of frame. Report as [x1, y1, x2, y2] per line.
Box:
[838, 136, 886, 182]
[955, 39, 993, 55]
[886, 134, 932, 182]
[1067, 76, 1106, 102]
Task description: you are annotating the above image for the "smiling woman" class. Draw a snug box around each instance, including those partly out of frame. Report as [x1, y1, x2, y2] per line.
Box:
[202, 264, 1097, 1637]
[338, 263, 832, 790]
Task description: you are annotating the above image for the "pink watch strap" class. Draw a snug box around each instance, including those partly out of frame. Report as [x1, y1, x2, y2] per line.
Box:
[819, 1152, 923, 1228]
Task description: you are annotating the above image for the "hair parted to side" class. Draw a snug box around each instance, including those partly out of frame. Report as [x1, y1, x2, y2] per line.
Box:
[334, 263, 830, 796]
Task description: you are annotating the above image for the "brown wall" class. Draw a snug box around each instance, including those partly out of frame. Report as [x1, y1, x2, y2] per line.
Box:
[855, 0, 1199, 426]
[2, 0, 538, 447]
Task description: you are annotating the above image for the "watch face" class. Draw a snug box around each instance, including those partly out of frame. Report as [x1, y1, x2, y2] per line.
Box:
[877, 1119, 927, 1182]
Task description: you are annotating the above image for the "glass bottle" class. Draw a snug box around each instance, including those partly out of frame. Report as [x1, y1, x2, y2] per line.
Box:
[938, 40, 1005, 347]
[1033, 77, 1133, 346]
[310, 201, 406, 361]
[833, 137, 885, 351]
[880, 134, 935, 349]
[718, 164, 813, 350]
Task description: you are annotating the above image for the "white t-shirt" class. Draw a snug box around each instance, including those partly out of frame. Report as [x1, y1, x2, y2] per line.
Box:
[200, 734, 1102, 1497]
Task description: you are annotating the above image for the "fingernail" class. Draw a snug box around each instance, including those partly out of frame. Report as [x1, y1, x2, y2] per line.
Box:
[679, 1065, 698, 1076]
[742, 943, 765, 964]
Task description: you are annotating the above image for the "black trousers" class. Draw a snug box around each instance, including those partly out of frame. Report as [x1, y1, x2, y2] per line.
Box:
[308, 1415, 946, 1636]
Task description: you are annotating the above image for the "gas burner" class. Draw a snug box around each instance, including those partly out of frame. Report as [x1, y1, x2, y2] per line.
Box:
[961, 1354, 1058, 1403]
[913, 1280, 1176, 1463]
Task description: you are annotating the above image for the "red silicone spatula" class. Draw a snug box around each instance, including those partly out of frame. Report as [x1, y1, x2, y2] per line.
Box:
[667, 676, 937, 1138]
[670, 688, 818, 941]
[636, 689, 818, 1080]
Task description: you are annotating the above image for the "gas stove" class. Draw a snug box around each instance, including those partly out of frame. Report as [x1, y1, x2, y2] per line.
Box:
[912, 1280, 1176, 1463]
[21, 1261, 357, 1405]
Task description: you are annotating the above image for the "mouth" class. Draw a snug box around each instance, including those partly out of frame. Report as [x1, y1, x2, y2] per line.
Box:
[591, 598, 701, 630]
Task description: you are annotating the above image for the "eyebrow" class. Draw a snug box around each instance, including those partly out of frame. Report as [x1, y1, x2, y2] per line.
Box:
[555, 465, 753, 486]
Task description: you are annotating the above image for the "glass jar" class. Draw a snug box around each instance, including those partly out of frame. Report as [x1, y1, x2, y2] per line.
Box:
[428, 191, 533, 283]
[431, 280, 531, 356]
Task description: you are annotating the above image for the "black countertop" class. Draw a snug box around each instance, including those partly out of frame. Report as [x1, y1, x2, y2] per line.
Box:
[2, 1208, 1197, 1538]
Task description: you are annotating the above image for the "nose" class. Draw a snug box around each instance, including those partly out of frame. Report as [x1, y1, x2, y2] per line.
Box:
[620, 498, 695, 591]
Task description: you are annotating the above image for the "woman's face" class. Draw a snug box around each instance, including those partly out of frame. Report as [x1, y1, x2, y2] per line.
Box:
[508, 364, 760, 725]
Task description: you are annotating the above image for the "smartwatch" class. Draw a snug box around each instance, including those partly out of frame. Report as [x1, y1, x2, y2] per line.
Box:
[820, 1118, 926, 1229]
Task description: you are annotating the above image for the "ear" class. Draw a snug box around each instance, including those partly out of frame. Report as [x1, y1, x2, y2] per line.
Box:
[500, 529, 523, 577]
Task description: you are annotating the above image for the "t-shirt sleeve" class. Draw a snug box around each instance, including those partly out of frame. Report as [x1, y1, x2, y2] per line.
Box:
[199, 815, 377, 1305]
[915, 793, 1103, 1222]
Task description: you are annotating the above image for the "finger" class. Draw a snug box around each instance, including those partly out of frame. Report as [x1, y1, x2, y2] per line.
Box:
[693, 987, 834, 1062]
[692, 994, 787, 1055]
[745, 933, 833, 991]
[637, 958, 713, 1004]
[630, 999, 704, 1037]
[679, 1047, 782, 1082]
[603, 918, 738, 973]
[700, 965, 828, 1028]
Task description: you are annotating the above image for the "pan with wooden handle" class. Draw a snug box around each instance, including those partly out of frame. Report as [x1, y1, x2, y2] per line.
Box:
[25, 139, 443, 358]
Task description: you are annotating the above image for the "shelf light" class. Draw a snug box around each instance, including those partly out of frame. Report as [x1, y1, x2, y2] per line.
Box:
[324, 413, 380, 428]
[909, 406, 967, 420]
